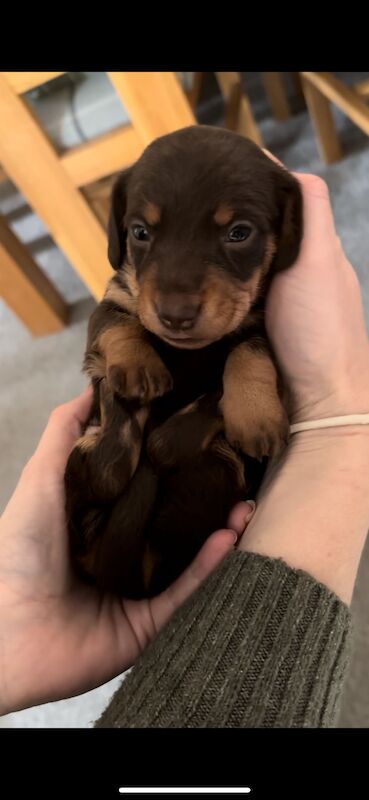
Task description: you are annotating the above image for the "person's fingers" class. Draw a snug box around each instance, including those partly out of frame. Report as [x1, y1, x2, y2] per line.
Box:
[33, 385, 93, 470]
[151, 529, 237, 631]
[227, 500, 256, 534]
[295, 173, 337, 253]
[262, 147, 336, 252]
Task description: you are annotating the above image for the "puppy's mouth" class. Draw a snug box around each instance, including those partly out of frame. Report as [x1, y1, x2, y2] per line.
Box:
[161, 332, 212, 350]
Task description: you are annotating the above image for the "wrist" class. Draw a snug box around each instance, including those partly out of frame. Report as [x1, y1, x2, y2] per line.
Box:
[290, 377, 369, 425]
[239, 424, 369, 603]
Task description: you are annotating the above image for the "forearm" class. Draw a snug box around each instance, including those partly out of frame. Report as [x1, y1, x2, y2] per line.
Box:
[95, 551, 351, 728]
[240, 427, 369, 604]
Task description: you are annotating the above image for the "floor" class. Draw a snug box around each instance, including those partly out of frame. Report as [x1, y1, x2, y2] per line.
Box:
[1, 73, 369, 727]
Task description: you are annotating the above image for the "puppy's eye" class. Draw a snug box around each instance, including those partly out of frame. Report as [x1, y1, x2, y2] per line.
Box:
[131, 224, 150, 242]
[226, 224, 253, 243]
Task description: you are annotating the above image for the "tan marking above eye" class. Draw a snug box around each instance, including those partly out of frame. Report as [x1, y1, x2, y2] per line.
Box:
[214, 204, 234, 226]
[143, 202, 161, 226]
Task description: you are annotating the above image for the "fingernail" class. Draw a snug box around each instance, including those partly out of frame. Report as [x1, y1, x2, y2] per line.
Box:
[244, 500, 256, 523]
[231, 531, 239, 545]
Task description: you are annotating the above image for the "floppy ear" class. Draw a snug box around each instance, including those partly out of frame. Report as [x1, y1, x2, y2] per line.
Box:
[107, 169, 132, 269]
[272, 167, 303, 272]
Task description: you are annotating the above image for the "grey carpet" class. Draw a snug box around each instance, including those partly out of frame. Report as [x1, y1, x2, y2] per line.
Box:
[0, 72, 368, 727]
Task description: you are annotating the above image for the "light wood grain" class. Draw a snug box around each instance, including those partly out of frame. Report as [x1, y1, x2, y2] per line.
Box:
[62, 124, 143, 187]
[261, 73, 290, 121]
[185, 72, 203, 109]
[354, 78, 369, 97]
[301, 76, 343, 163]
[108, 72, 195, 144]
[302, 72, 369, 135]
[1, 124, 142, 189]
[1, 72, 65, 94]
[215, 72, 262, 146]
[0, 75, 112, 300]
[0, 215, 68, 335]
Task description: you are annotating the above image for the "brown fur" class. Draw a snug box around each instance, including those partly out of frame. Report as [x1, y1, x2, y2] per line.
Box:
[65, 125, 303, 598]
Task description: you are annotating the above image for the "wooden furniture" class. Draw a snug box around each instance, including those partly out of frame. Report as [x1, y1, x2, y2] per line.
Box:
[0, 213, 68, 335]
[300, 72, 369, 163]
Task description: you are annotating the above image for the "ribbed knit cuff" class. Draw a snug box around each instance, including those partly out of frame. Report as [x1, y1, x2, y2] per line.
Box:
[95, 551, 352, 728]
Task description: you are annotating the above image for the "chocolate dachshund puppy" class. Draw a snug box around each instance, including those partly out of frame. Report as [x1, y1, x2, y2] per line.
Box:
[65, 125, 303, 598]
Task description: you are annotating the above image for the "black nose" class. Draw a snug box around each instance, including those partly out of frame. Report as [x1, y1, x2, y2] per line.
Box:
[156, 297, 201, 331]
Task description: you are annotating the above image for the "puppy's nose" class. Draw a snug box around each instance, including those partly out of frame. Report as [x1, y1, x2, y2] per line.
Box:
[156, 296, 201, 331]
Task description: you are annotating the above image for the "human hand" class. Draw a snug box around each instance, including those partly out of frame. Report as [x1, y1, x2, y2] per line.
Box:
[265, 166, 369, 423]
[0, 387, 254, 716]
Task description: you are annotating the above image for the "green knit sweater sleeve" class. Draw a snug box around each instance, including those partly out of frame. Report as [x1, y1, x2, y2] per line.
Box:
[95, 551, 352, 728]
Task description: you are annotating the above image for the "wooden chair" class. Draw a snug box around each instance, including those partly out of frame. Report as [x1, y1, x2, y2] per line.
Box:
[300, 72, 369, 163]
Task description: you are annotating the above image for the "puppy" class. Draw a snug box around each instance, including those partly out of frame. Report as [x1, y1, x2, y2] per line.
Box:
[65, 125, 303, 598]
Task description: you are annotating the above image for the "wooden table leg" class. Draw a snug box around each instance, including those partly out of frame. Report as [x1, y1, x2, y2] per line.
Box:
[301, 76, 343, 164]
[261, 73, 291, 121]
[0, 75, 112, 301]
[0, 215, 68, 336]
[215, 72, 262, 146]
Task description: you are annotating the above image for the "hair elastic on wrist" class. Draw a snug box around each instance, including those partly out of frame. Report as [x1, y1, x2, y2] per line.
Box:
[290, 413, 369, 435]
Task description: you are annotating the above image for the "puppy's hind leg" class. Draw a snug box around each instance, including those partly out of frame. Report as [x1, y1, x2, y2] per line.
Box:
[90, 458, 159, 598]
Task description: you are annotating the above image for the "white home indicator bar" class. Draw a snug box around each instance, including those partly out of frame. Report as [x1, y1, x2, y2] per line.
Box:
[119, 790, 251, 795]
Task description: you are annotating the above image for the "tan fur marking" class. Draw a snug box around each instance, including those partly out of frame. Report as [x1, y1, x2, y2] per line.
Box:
[124, 262, 139, 300]
[143, 202, 161, 226]
[84, 352, 106, 380]
[105, 281, 136, 314]
[211, 437, 246, 489]
[222, 344, 288, 459]
[98, 318, 145, 363]
[177, 398, 203, 416]
[76, 432, 100, 452]
[214, 204, 234, 226]
[98, 318, 171, 402]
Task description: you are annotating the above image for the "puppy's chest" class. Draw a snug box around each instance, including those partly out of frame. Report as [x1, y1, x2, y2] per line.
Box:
[148, 335, 231, 425]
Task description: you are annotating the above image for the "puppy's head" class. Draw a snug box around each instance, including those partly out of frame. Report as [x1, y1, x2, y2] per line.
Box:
[108, 126, 302, 349]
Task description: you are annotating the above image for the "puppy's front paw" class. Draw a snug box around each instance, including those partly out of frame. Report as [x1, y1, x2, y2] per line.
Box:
[225, 404, 289, 461]
[107, 355, 173, 403]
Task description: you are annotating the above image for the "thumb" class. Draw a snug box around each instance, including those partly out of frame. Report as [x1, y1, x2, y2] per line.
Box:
[151, 528, 237, 632]
[32, 385, 93, 472]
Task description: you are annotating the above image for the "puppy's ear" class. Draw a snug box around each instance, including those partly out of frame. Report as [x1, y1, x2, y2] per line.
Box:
[272, 167, 303, 272]
[107, 169, 132, 269]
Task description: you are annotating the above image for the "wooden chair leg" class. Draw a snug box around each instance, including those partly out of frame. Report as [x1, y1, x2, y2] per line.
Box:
[0, 75, 112, 301]
[185, 72, 203, 110]
[215, 72, 262, 146]
[301, 76, 343, 164]
[108, 72, 196, 145]
[261, 73, 291, 121]
[0, 215, 68, 336]
[291, 72, 306, 106]
[302, 72, 369, 135]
